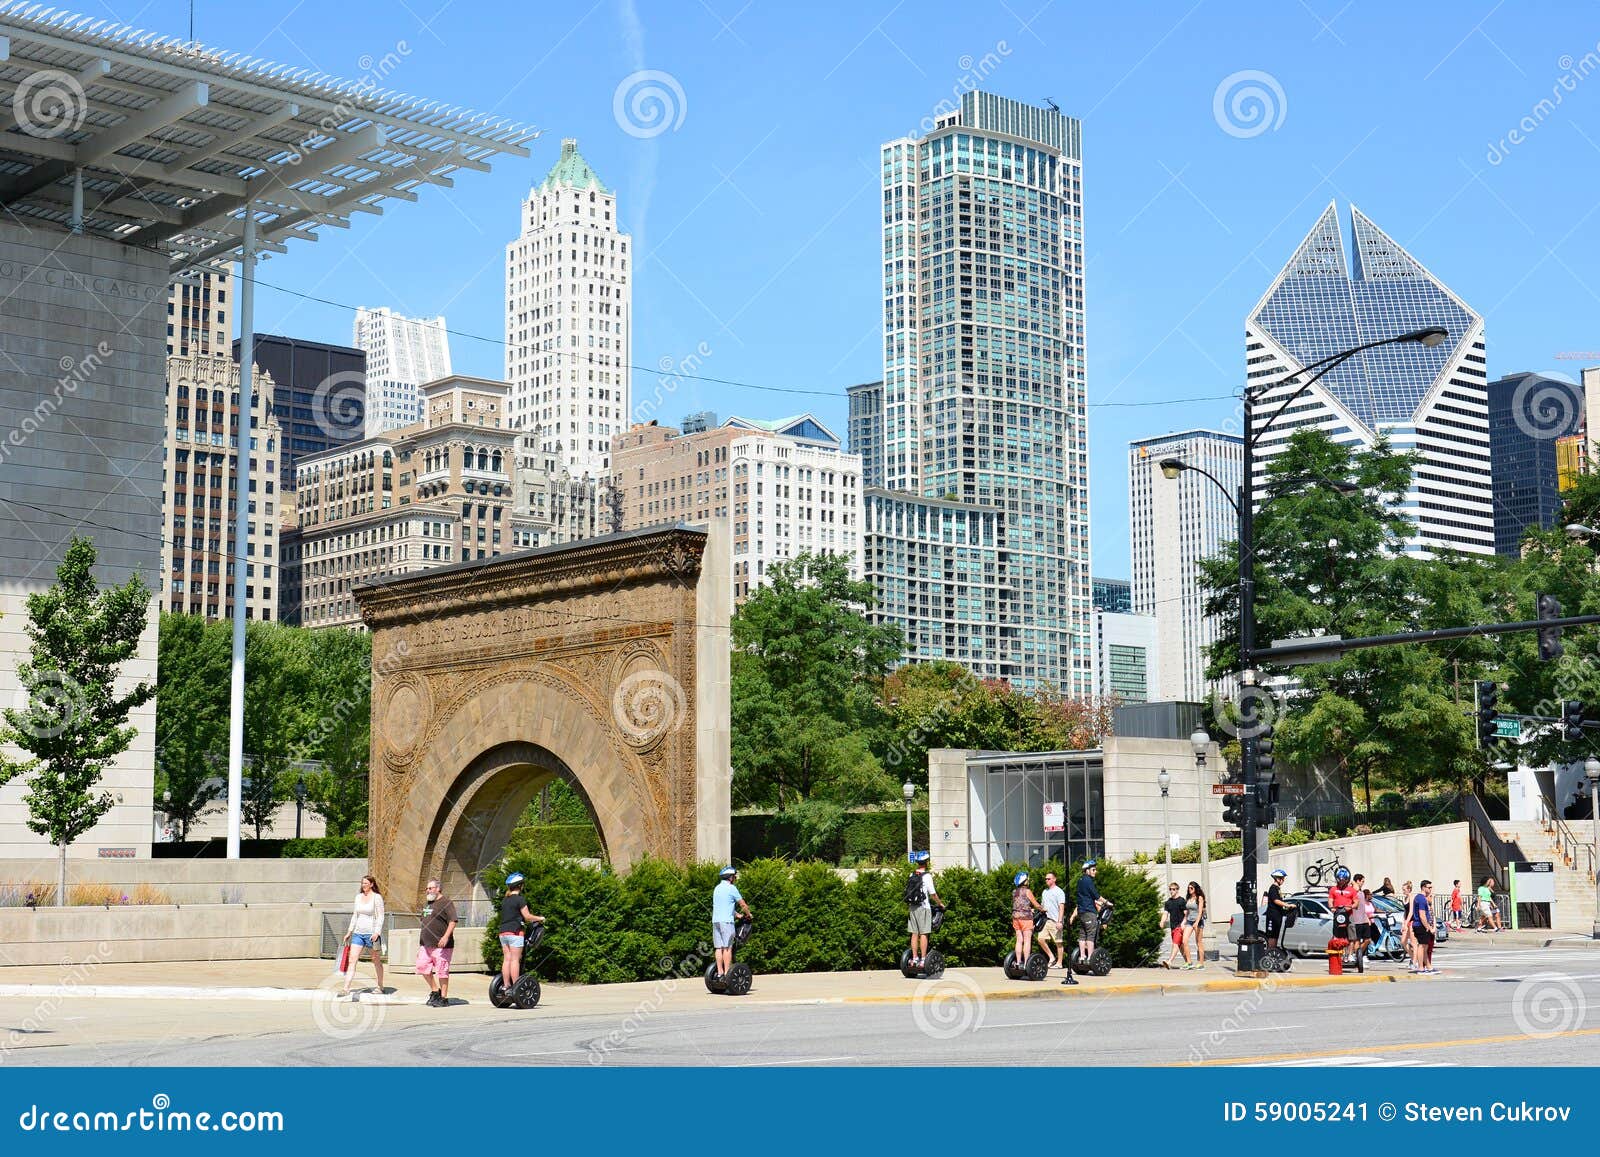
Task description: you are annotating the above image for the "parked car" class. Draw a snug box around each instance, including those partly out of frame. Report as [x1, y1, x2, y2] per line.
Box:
[1224, 891, 1339, 958]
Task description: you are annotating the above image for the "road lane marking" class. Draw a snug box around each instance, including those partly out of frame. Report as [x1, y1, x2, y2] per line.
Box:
[1185, 1025, 1600, 1066]
[1195, 1024, 1303, 1034]
[735, 1056, 856, 1066]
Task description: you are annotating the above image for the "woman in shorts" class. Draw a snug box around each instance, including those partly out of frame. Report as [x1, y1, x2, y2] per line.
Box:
[341, 874, 385, 997]
[1010, 871, 1043, 971]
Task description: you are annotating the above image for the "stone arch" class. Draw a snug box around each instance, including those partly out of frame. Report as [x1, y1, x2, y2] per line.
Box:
[356, 525, 731, 911]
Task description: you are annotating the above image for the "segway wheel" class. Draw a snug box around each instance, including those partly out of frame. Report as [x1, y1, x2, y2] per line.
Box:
[1024, 951, 1049, 982]
[511, 974, 541, 1009]
[724, 963, 753, 997]
[488, 975, 514, 1009]
[922, 949, 946, 979]
[1089, 950, 1112, 978]
[704, 963, 721, 992]
[1067, 948, 1085, 974]
[899, 948, 917, 978]
[1002, 951, 1023, 980]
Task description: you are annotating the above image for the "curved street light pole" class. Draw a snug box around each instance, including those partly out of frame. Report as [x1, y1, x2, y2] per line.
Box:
[1167, 326, 1447, 973]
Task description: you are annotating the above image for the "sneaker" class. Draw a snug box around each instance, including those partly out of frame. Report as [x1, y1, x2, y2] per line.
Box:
[426, 992, 441, 1007]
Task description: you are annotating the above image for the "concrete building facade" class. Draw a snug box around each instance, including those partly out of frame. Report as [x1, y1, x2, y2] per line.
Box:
[159, 354, 282, 622]
[506, 138, 632, 481]
[1095, 609, 1159, 704]
[1129, 430, 1243, 704]
[352, 306, 451, 436]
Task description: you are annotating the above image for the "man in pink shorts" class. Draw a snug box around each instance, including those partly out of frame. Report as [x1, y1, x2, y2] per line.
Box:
[416, 879, 457, 1007]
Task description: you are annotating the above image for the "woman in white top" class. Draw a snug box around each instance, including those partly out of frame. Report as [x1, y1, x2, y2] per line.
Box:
[341, 875, 386, 996]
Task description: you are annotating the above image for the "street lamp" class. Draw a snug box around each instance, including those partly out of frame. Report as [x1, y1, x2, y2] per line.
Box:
[1191, 728, 1212, 910]
[1585, 757, 1600, 941]
[293, 774, 308, 841]
[1157, 767, 1173, 889]
[1162, 326, 1448, 974]
[902, 779, 916, 863]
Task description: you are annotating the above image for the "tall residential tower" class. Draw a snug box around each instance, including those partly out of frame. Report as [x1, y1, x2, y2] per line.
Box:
[505, 138, 632, 481]
[352, 306, 452, 435]
[1246, 203, 1491, 555]
[877, 92, 1090, 692]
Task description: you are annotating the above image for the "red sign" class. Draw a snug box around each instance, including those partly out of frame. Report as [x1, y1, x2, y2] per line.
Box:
[1042, 802, 1064, 833]
[1212, 784, 1245, 795]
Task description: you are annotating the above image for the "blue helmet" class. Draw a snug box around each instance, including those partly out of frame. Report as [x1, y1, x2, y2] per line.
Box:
[718, 865, 738, 879]
[1013, 871, 1029, 887]
[505, 872, 525, 887]
[1082, 859, 1098, 869]
[1271, 868, 1287, 879]
[910, 851, 930, 864]
[1334, 867, 1351, 882]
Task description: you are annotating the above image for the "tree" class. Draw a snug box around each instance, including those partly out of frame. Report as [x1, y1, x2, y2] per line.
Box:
[1198, 430, 1479, 809]
[0, 538, 153, 905]
[730, 553, 903, 848]
[298, 628, 372, 836]
[241, 620, 313, 838]
[154, 613, 229, 839]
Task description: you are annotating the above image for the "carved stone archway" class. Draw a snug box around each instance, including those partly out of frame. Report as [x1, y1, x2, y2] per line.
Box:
[354, 525, 731, 905]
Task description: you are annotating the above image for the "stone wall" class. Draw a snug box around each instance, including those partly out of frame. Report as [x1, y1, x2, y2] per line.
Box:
[0, 856, 365, 907]
[0, 223, 168, 859]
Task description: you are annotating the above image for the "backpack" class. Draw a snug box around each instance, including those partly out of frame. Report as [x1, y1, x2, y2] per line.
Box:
[904, 872, 925, 905]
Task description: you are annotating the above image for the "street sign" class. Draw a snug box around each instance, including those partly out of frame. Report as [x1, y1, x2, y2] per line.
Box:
[1212, 783, 1245, 795]
[1043, 801, 1064, 833]
[1495, 718, 1521, 739]
[1216, 829, 1242, 839]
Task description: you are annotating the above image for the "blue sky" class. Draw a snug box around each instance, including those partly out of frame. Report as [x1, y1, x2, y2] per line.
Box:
[135, 0, 1600, 577]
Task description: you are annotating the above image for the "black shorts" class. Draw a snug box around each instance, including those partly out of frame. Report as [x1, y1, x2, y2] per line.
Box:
[1413, 926, 1434, 946]
[1264, 919, 1284, 941]
[1354, 923, 1375, 940]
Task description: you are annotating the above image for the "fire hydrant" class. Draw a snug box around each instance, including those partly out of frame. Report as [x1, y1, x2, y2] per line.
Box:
[1327, 939, 1349, 975]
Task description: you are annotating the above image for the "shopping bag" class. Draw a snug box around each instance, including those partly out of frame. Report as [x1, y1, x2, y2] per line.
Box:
[338, 944, 351, 972]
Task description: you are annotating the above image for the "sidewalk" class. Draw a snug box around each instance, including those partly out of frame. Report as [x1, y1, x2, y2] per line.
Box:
[0, 956, 1414, 1015]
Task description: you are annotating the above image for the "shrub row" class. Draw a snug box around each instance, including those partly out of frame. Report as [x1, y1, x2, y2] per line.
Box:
[480, 854, 1161, 982]
[280, 835, 368, 859]
[502, 823, 604, 860]
[731, 809, 930, 865]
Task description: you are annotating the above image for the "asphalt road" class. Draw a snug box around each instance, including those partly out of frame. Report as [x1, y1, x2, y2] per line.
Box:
[4, 945, 1598, 1067]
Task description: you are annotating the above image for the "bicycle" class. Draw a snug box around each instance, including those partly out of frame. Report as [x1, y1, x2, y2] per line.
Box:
[1302, 850, 1345, 890]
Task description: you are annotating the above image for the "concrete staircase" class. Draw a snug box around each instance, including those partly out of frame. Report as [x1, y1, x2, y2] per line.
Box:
[1493, 819, 1599, 933]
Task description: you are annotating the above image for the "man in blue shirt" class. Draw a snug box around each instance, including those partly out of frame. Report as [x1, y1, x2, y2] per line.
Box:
[1071, 859, 1107, 983]
[711, 866, 753, 980]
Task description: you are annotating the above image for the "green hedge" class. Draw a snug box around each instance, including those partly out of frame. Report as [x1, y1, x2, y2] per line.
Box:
[731, 809, 929, 865]
[479, 854, 1160, 981]
[280, 835, 367, 859]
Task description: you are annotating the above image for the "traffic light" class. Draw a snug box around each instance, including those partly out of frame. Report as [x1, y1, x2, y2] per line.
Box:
[1255, 778, 1280, 825]
[1562, 700, 1585, 743]
[1476, 680, 1499, 746]
[1538, 594, 1564, 661]
[1221, 790, 1247, 829]
[1255, 723, 1275, 775]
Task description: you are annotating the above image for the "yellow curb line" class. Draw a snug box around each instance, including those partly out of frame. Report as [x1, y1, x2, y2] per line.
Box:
[840, 971, 1409, 1005]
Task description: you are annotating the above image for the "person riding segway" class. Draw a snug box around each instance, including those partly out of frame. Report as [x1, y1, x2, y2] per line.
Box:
[1326, 866, 1360, 972]
[1067, 900, 1115, 976]
[1002, 871, 1051, 981]
[900, 851, 946, 979]
[489, 872, 546, 1009]
[705, 866, 755, 996]
[1261, 868, 1294, 973]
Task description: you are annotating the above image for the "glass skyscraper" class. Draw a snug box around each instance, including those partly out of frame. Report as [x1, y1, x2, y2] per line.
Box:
[1487, 371, 1584, 556]
[878, 92, 1090, 693]
[1246, 203, 1491, 555]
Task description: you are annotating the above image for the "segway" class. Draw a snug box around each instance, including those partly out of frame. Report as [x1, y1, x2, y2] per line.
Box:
[899, 904, 947, 978]
[1067, 900, 1115, 976]
[1003, 910, 1051, 981]
[489, 921, 546, 1009]
[704, 916, 754, 996]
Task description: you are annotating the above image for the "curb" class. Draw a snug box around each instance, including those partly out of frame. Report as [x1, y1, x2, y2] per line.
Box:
[0, 984, 432, 1005]
[841, 971, 1407, 1005]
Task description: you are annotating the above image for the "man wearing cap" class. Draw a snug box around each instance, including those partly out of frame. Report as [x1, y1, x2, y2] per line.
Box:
[497, 872, 545, 996]
[1068, 860, 1106, 986]
[906, 852, 940, 969]
[1263, 868, 1292, 954]
[712, 866, 753, 980]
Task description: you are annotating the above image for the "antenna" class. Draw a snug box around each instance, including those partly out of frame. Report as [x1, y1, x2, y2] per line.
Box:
[1044, 97, 1060, 113]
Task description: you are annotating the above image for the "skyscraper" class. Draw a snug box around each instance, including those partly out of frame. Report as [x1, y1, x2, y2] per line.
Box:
[241, 334, 367, 488]
[1488, 371, 1584, 556]
[505, 138, 632, 481]
[1247, 203, 1491, 555]
[846, 380, 885, 488]
[352, 306, 452, 436]
[878, 92, 1090, 693]
[1092, 576, 1132, 614]
[1129, 430, 1243, 704]
[167, 266, 231, 358]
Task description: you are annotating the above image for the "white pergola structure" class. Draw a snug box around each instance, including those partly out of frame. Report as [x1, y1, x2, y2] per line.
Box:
[0, 4, 539, 855]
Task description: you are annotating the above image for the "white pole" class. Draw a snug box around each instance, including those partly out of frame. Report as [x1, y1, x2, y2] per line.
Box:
[225, 213, 256, 858]
[1161, 783, 1172, 890]
[1199, 770, 1211, 909]
[69, 169, 83, 234]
